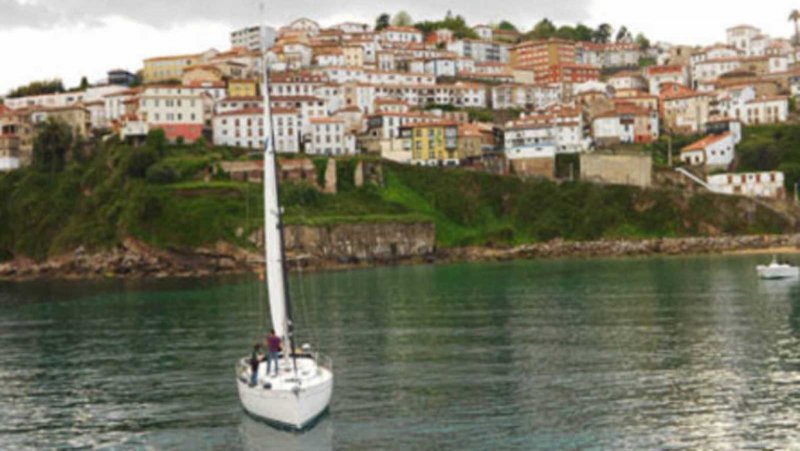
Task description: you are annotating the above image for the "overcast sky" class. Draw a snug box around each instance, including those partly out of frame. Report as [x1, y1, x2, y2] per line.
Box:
[0, 0, 797, 94]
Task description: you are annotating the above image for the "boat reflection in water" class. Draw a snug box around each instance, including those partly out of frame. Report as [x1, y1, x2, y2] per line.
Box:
[239, 413, 333, 451]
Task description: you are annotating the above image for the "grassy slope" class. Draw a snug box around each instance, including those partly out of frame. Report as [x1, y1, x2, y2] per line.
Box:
[0, 141, 793, 262]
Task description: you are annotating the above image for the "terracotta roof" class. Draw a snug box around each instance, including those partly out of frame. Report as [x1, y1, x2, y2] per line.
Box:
[383, 26, 421, 34]
[646, 65, 685, 75]
[682, 132, 732, 152]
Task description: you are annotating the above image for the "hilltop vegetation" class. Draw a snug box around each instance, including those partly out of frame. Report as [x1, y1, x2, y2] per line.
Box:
[735, 124, 800, 188]
[0, 133, 793, 263]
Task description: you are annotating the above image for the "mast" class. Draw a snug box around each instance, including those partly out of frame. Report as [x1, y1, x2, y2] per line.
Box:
[261, 11, 296, 365]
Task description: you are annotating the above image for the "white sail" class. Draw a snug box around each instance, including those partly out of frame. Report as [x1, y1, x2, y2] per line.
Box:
[262, 69, 288, 341]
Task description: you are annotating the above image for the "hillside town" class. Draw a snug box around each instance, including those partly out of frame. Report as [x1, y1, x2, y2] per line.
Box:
[1, 14, 798, 200]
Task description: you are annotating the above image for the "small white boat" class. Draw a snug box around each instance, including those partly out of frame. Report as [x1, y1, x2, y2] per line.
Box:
[757, 256, 800, 280]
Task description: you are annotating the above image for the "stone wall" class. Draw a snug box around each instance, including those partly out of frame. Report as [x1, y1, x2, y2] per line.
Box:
[284, 222, 436, 265]
[581, 153, 652, 188]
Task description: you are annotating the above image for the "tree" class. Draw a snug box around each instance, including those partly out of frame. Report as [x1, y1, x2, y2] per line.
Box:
[530, 18, 557, 39]
[414, 14, 478, 39]
[497, 20, 518, 32]
[555, 25, 578, 40]
[375, 13, 391, 31]
[790, 10, 800, 46]
[593, 23, 613, 43]
[79, 76, 89, 91]
[616, 26, 632, 43]
[635, 33, 651, 50]
[573, 24, 594, 42]
[7, 79, 65, 98]
[33, 119, 73, 174]
[391, 11, 413, 27]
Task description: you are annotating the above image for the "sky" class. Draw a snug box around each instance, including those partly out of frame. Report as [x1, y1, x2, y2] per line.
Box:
[0, 0, 798, 94]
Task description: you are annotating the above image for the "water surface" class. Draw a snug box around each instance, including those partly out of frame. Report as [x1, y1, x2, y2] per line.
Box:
[1, 255, 799, 449]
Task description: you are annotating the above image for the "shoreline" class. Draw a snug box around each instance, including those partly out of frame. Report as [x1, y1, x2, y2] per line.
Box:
[2, 234, 800, 282]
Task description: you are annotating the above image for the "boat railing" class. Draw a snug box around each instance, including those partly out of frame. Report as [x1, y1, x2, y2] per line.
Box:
[315, 353, 333, 373]
[236, 358, 251, 383]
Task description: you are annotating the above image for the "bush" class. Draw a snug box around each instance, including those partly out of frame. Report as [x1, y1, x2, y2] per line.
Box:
[146, 129, 167, 155]
[280, 182, 322, 207]
[125, 148, 158, 178]
[145, 163, 180, 184]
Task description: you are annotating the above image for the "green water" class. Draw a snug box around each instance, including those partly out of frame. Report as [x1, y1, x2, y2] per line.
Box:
[1, 255, 799, 450]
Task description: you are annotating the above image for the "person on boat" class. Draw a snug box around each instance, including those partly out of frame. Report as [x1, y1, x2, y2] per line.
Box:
[249, 344, 264, 386]
[266, 330, 282, 376]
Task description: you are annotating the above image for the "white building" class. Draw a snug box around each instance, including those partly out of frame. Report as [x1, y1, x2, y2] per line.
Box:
[3, 85, 128, 110]
[139, 86, 208, 126]
[692, 58, 741, 88]
[212, 107, 299, 152]
[681, 132, 736, 168]
[409, 57, 458, 78]
[447, 39, 510, 63]
[331, 22, 371, 34]
[379, 26, 423, 44]
[231, 25, 277, 53]
[644, 65, 689, 95]
[281, 18, 321, 36]
[707, 171, 785, 198]
[726, 25, 762, 55]
[491, 83, 561, 110]
[473, 25, 493, 41]
[505, 117, 588, 155]
[592, 106, 659, 144]
[270, 95, 328, 136]
[104, 88, 139, 124]
[307, 118, 356, 156]
[319, 67, 436, 86]
[743, 97, 789, 125]
[608, 72, 647, 92]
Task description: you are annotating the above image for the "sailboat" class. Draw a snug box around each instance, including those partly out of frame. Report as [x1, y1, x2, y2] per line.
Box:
[235, 43, 333, 430]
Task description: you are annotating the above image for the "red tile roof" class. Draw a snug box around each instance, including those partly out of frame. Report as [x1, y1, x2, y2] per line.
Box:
[682, 132, 732, 152]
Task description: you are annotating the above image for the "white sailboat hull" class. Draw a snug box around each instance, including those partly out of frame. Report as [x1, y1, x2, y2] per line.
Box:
[757, 264, 800, 280]
[237, 357, 333, 430]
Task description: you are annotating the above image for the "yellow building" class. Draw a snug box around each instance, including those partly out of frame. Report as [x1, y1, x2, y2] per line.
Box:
[400, 121, 459, 165]
[227, 79, 259, 98]
[143, 53, 203, 83]
[32, 105, 92, 138]
[342, 45, 365, 67]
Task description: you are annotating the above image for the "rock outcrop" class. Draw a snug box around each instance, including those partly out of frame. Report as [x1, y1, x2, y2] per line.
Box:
[2, 228, 800, 282]
[0, 222, 438, 281]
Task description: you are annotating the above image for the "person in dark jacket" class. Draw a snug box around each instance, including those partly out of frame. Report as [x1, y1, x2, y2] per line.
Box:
[249, 344, 263, 386]
[266, 330, 282, 376]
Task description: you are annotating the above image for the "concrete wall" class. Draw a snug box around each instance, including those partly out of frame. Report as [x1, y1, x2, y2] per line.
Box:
[509, 158, 555, 180]
[283, 222, 436, 263]
[580, 153, 652, 188]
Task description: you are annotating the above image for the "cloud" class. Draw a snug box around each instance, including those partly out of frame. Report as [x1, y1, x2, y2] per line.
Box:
[0, 0, 592, 29]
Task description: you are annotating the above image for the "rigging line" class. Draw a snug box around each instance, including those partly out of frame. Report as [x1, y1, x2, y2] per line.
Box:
[293, 259, 321, 353]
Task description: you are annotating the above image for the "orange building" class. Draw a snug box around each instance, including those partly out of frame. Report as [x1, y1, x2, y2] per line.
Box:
[511, 39, 598, 83]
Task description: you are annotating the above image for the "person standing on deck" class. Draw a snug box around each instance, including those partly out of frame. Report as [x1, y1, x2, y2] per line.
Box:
[266, 330, 282, 376]
[249, 344, 264, 386]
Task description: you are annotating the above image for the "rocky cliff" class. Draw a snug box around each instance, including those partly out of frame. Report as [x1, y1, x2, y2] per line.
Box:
[0, 222, 438, 281]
